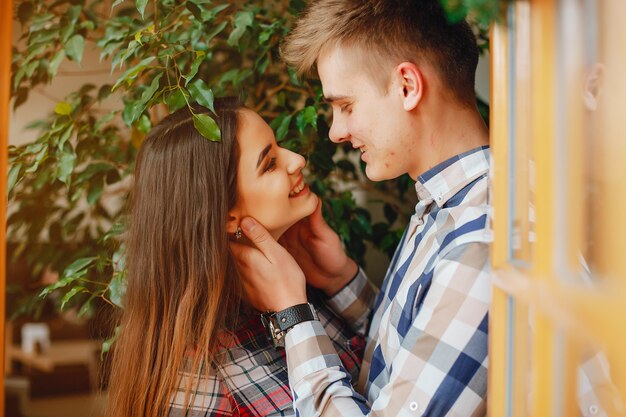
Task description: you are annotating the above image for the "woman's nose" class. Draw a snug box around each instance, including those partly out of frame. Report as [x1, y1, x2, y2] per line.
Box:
[284, 148, 306, 174]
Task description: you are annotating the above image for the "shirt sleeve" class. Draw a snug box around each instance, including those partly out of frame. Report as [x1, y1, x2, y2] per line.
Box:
[285, 242, 490, 417]
[324, 267, 378, 336]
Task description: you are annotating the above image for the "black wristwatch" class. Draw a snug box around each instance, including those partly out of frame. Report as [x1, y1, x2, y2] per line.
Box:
[261, 303, 319, 348]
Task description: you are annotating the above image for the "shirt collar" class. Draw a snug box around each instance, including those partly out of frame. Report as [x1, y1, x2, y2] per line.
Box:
[415, 145, 490, 207]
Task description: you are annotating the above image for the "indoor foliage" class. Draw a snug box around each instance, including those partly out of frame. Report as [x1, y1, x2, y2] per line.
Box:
[8, 0, 494, 333]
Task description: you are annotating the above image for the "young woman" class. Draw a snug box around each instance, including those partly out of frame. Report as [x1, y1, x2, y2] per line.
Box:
[107, 98, 363, 417]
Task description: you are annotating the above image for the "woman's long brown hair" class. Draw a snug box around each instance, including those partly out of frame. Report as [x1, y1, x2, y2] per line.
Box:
[107, 98, 242, 417]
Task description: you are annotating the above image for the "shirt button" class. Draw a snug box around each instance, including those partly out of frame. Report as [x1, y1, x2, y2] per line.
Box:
[409, 401, 419, 412]
[589, 405, 599, 415]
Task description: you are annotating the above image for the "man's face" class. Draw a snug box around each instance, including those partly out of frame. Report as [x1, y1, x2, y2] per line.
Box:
[317, 46, 419, 181]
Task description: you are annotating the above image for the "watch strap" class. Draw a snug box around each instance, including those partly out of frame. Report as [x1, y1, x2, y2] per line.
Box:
[261, 303, 318, 348]
[274, 303, 318, 332]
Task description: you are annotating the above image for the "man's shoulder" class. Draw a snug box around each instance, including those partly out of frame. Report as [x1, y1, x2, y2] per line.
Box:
[432, 179, 491, 244]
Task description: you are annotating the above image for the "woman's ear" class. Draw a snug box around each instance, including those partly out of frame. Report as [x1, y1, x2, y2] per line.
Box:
[395, 62, 423, 111]
[226, 211, 240, 234]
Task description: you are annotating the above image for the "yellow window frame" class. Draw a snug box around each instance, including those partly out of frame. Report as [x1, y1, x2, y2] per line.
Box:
[489, 1, 626, 416]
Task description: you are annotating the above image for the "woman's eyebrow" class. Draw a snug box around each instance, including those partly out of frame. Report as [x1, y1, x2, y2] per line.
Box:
[256, 144, 272, 169]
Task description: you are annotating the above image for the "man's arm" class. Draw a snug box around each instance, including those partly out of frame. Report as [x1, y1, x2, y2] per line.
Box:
[323, 267, 378, 336]
[286, 242, 491, 416]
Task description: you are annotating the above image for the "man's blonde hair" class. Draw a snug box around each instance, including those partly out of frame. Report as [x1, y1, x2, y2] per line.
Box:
[281, 0, 479, 105]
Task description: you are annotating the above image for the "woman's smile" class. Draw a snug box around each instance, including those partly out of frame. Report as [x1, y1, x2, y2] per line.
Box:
[289, 176, 309, 198]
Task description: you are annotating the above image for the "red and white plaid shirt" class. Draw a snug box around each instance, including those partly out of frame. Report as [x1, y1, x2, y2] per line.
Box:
[169, 291, 364, 416]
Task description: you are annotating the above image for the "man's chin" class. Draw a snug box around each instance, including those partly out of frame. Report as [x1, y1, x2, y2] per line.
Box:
[365, 165, 385, 182]
[365, 165, 402, 182]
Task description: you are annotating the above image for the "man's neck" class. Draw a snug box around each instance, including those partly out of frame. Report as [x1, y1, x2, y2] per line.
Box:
[410, 103, 489, 179]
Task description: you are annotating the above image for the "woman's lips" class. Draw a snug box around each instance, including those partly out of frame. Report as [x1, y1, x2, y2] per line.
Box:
[289, 177, 309, 198]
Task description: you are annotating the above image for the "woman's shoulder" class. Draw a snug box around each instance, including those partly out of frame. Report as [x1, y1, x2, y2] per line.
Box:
[212, 310, 294, 416]
[169, 359, 235, 416]
[170, 312, 294, 416]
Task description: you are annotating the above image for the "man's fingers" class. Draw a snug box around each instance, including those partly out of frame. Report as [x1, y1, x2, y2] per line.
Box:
[308, 197, 331, 236]
[229, 240, 260, 267]
[240, 217, 278, 257]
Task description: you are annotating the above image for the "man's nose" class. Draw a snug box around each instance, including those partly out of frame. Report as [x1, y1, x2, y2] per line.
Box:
[328, 113, 349, 143]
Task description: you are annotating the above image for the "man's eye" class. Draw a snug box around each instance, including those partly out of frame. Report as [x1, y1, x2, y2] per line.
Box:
[340, 104, 351, 113]
[264, 157, 277, 172]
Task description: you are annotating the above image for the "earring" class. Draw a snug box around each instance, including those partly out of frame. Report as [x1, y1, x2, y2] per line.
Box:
[235, 227, 242, 240]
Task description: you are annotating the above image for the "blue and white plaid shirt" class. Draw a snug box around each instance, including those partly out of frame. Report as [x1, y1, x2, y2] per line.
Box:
[285, 146, 492, 417]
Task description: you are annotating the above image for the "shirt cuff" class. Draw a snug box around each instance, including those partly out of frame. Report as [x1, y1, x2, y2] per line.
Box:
[285, 320, 343, 382]
[325, 268, 377, 332]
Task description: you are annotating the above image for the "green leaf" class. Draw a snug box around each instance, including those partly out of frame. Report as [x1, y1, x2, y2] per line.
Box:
[383, 203, 398, 225]
[140, 73, 162, 103]
[188, 79, 215, 112]
[102, 326, 122, 358]
[67, 5, 81, 25]
[87, 175, 104, 204]
[57, 125, 73, 149]
[227, 11, 254, 47]
[339, 222, 350, 243]
[276, 114, 292, 141]
[208, 4, 230, 19]
[122, 100, 144, 126]
[8, 163, 22, 194]
[48, 50, 66, 77]
[296, 106, 318, 133]
[351, 214, 373, 236]
[64, 257, 98, 277]
[136, 114, 152, 134]
[98, 84, 113, 101]
[39, 276, 75, 298]
[136, 0, 149, 19]
[29, 12, 54, 31]
[30, 28, 58, 45]
[77, 295, 96, 318]
[61, 286, 87, 310]
[54, 101, 73, 116]
[112, 56, 155, 91]
[57, 152, 76, 185]
[111, 0, 125, 11]
[108, 274, 127, 308]
[192, 114, 221, 142]
[167, 89, 188, 112]
[205, 21, 227, 43]
[186, 1, 204, 21]
[25, 145, 47, 173]
[13, 87, 29, 110]
[65, 35, 85, 64]
[183, 51, 206, 85]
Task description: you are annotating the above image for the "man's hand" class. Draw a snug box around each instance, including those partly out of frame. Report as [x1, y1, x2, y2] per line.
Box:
[279, 198, 358, 297]
[230, 217, 308, 312]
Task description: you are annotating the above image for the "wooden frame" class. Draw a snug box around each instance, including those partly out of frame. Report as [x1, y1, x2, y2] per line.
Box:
[489, 0, 626, 416]
[1, 0, 14, 411]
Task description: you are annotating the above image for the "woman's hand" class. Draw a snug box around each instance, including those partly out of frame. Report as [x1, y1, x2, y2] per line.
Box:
[230, 217, 308, 312]
[279, 198, 358, 297]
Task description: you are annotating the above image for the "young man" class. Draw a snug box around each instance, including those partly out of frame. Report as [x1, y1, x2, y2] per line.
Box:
[231, 0, 491, 415]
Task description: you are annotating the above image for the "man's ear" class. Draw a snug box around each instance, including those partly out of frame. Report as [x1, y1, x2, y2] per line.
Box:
[395, 62, 423, 111]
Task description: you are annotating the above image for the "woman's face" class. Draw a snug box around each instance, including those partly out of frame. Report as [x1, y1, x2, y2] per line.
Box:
[228, 109, 318, 239]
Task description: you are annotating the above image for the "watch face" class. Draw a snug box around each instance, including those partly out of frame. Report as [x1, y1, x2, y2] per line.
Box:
[260, 313, 285, 348]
